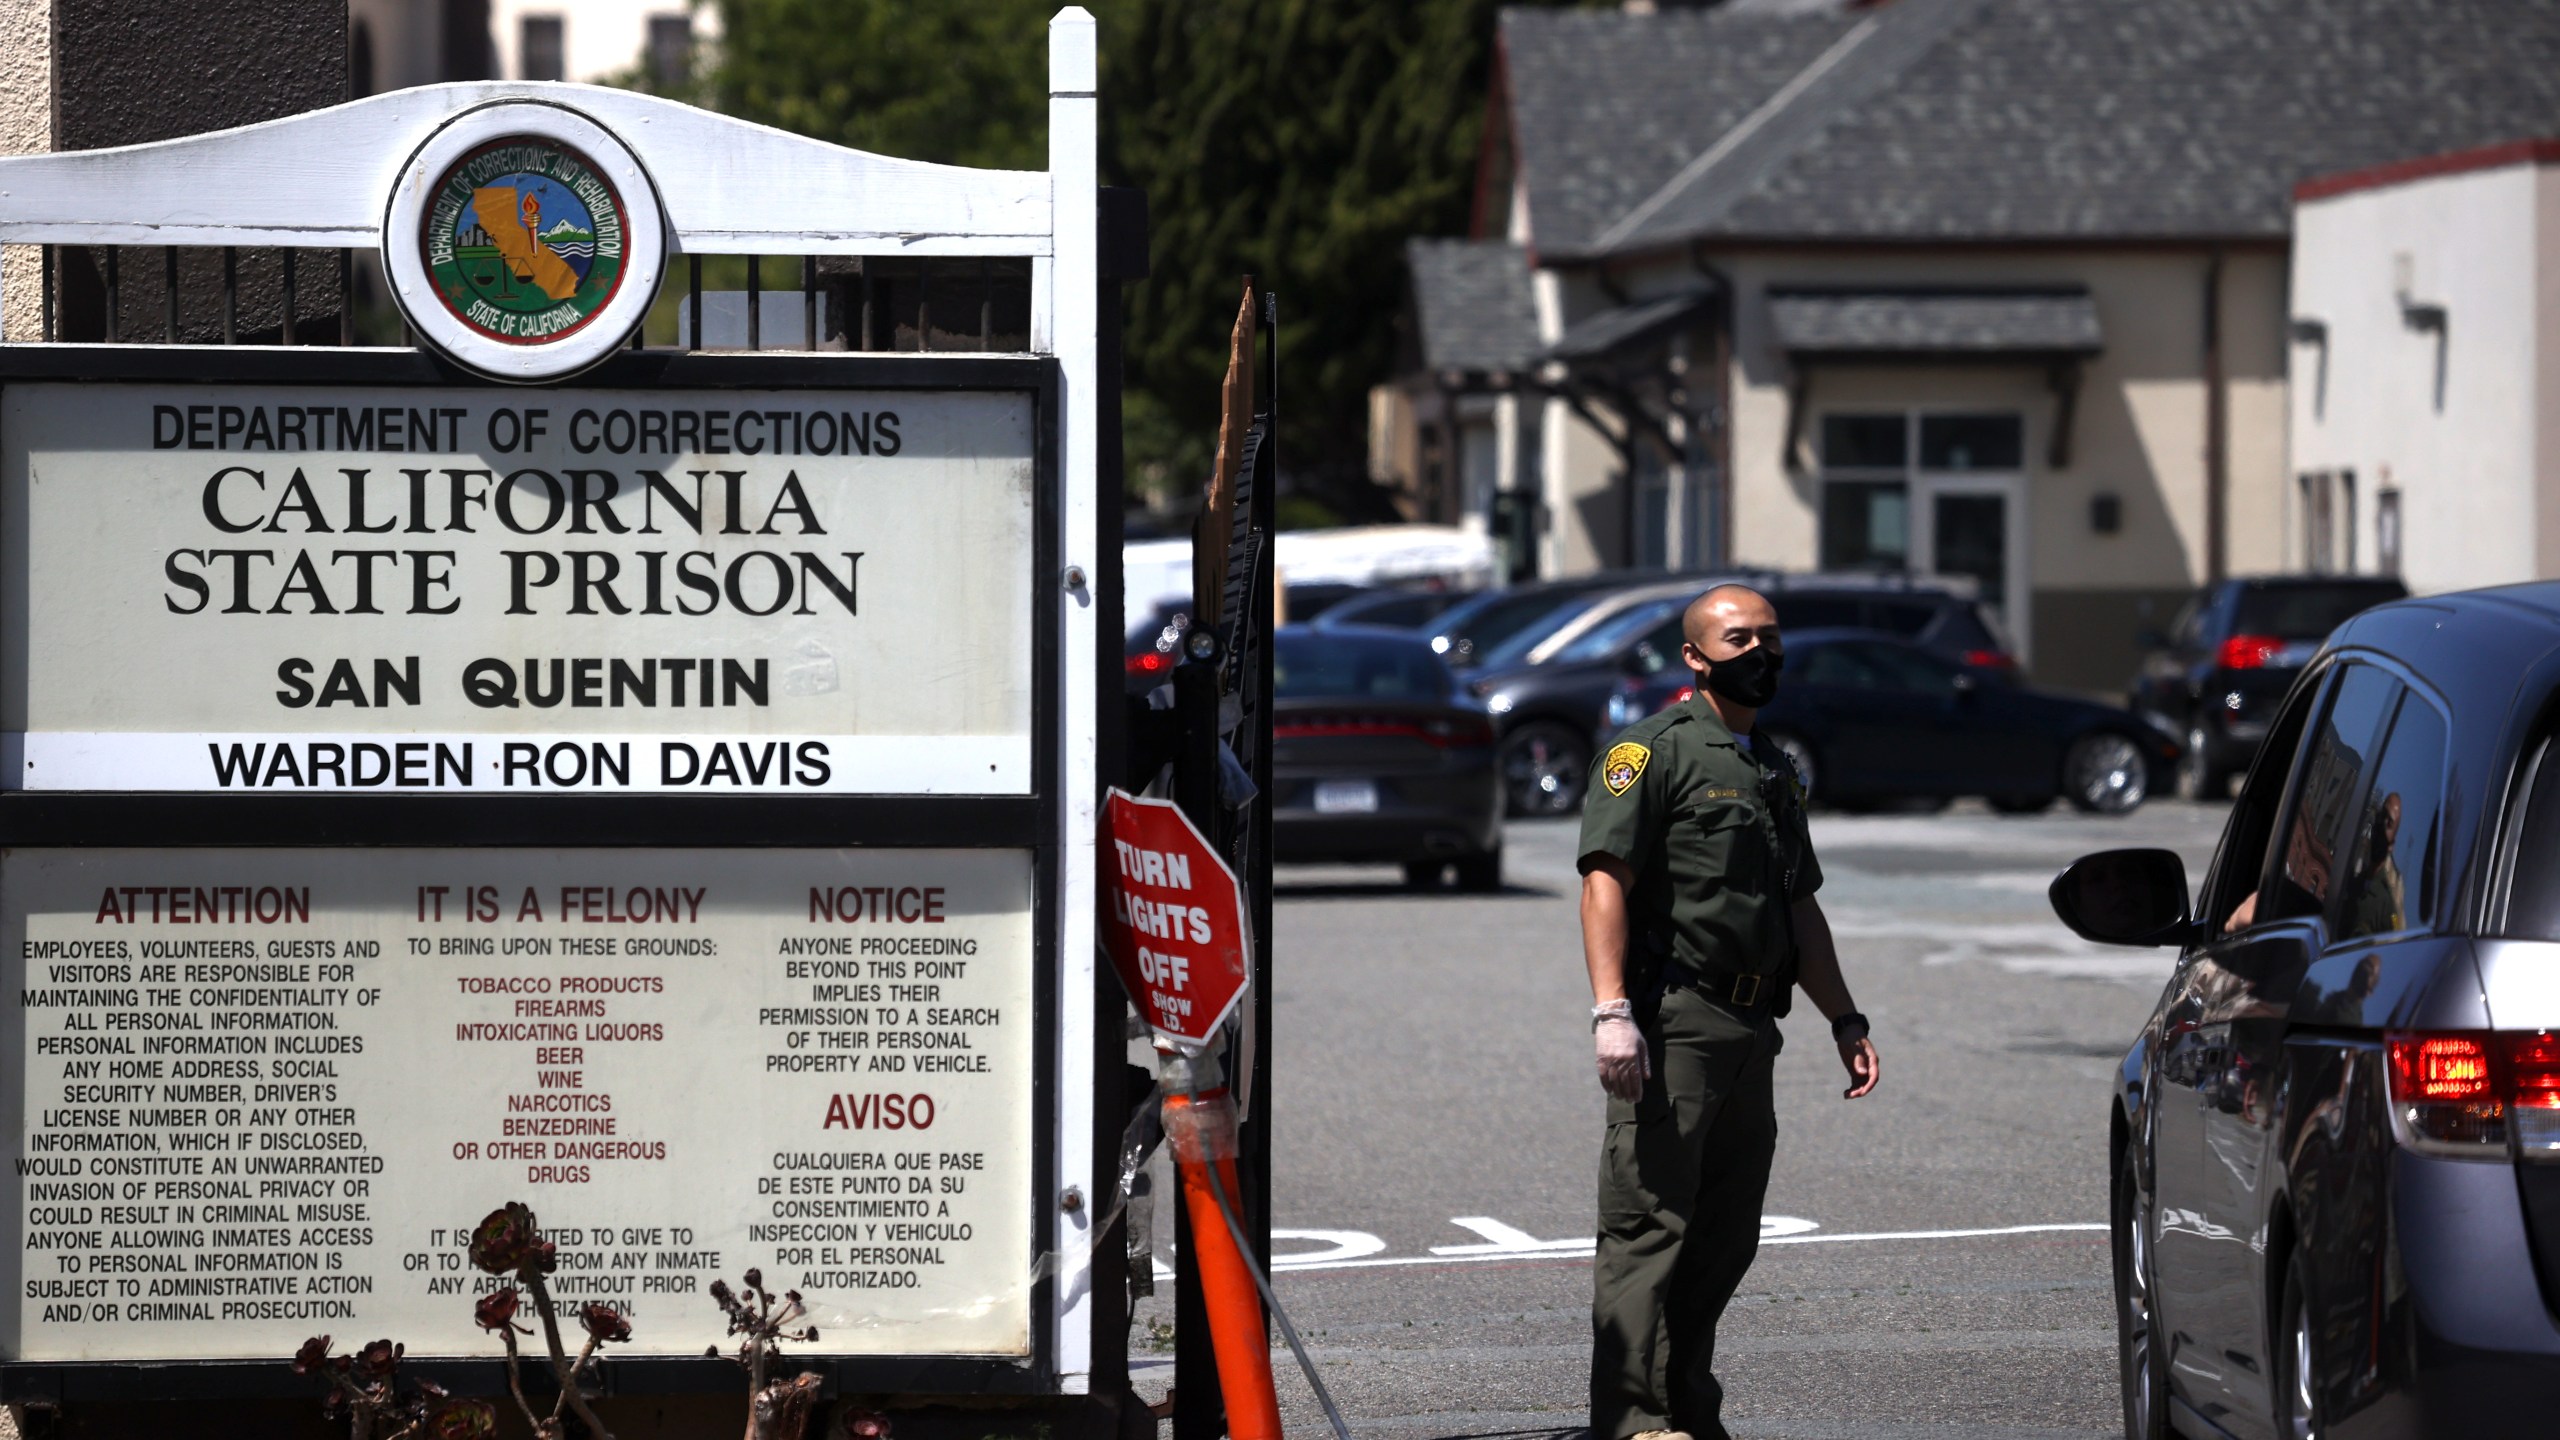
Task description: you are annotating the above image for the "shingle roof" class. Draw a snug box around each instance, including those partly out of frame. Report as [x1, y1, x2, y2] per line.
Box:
[1545, 288, 1714, 364]
[1502, 0, 2560, 257]
[1500, 7, 1857, 259]
[1405, 238, 1539, 375]
[1767, 288, 2103, 356]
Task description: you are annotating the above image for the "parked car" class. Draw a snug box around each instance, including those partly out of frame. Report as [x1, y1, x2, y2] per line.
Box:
[1474, 595, 1693, 816]
[2130, 575, 2408, 798]
[2054, 582, 2560, 1438]
[1271, 626, 1503, 889]
[1607, 629, 2175, 814]
[1277, 581, 1370, 621]
[1307, 585, 1469, 632]
[1764, 575, 2021, 677]
[1123, 596, 1193, 695]
[1426, 571, 1711, 669]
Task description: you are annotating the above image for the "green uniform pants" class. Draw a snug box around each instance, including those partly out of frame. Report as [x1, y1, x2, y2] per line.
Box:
[1590, 984, 1780, 1440]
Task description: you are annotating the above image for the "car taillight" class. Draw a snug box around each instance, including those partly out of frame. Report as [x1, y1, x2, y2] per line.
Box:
[2514, 1032, 2560, 1155]
[1656, 685, 1694, 714]
[1963, 649, 2020, 673]
[1125, 651, 1171, 676]
[2384, 1030, 2560, 1156]
[2216, 633, 2286, 669]
[1275, 713, 1493, 748]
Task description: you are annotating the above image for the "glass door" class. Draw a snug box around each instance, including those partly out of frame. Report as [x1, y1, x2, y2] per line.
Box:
[1911, 476, 2027, 656]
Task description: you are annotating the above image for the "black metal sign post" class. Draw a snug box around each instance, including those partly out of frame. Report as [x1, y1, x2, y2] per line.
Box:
[1166, 286, 1278, 1440]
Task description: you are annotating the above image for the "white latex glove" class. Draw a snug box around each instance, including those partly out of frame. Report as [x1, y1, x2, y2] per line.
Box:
[1594, 1003, 1650, 1101]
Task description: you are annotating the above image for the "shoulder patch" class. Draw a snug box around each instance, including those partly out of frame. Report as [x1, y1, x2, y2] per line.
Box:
[1601, 742, 1650, 797]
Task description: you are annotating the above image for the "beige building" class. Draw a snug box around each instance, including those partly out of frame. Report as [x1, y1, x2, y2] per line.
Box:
[2288, 140, 2560, 595]
[349, 0, 709, 94]
[1386, 0, 2560, 691]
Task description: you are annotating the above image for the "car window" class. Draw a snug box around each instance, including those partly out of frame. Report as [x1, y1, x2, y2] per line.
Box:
[1467, 595, 1601, 668]
[1550, 600, 1681, 665]
[2503, 736, 2560, 939]
[1273, 634, 1452, 700]
[2259, 664, 2402, 927]
[1337, 592, 1447, 629]
[2233, 582, 2407, 639]
[1849, 640, 1957, 695]
[2204, 669, 2327, 933]
[2167, 596, 2202, 647]
[1864, 601, 1937, 638]
[1792, 642, 1874, 690]
[1628, 614, 1688, 676]
[2333, 695, 2448, 941]
[1776, 595, 1864, 631]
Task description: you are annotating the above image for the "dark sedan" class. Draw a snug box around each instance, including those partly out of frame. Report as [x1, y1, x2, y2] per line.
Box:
[2130, 575, 2406, 798]
[1272, 626, 1503, 890]
[2054, 582, 2560, 1438]
[1473, 596, 1691, 816]
[1606, 629, 2176, 814]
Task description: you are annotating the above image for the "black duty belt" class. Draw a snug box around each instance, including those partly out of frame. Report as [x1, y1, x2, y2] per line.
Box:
[1666, 956, 1775, 1010]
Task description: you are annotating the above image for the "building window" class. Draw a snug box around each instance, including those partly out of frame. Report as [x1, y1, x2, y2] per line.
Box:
[1817, 409, 2026, 631]
[649, 14, 696, 88]
[2377, 488, 2402, 576]
[1918, 413, 2022, 471]
[2297, 468, 2356, 574]
[520, 15, 565, 82]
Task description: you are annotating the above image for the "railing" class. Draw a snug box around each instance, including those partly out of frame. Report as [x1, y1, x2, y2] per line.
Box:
[29, 244, 1036, 354]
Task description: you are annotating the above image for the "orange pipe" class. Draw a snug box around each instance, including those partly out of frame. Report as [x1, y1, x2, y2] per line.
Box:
[1164, 1089, 1283, 1440]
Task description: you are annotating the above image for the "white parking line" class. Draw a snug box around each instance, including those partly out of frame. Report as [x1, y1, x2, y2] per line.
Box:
[1247, 1218, 2103, 1275]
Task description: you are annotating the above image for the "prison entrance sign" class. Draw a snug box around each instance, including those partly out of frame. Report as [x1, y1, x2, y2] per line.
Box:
[0, 5, 1115, 1415]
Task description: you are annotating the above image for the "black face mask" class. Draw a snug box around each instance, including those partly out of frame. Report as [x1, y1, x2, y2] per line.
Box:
[1702, 643, 1783, 708]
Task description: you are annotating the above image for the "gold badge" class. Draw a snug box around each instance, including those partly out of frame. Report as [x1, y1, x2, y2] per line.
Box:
[1602, 742, 1650, 797]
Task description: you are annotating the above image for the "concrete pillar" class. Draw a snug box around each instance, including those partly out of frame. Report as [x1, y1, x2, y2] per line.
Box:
[0, 0, 51, 342]
[4, 0, 348, 343]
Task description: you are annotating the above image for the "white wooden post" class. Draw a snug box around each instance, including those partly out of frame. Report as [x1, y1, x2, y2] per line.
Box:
[1047, 4, 1100, 1394]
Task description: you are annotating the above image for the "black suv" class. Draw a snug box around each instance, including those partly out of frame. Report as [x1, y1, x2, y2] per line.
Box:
[2131, 576, 2407, 799]
[2054, 582, 2560, 1438]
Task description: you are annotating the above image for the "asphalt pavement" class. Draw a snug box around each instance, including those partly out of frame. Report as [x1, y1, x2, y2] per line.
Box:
[1129, 796, 2228, 1440]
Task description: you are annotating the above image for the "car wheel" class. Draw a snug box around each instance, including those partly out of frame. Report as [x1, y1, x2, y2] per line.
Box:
[1401, 860, 1445, 890]
[2180, 722, 2229, 801]
[1500, 722, 1589, 817]
[1453, 847, 1503, 893]
[2066, 733, 2149, 815]
[2276, 1247, 2324, 1440]
[1987, 793, 2056, 815]
[2115, 1147, 2170, 1440]
[1761, 729, 1817, 801]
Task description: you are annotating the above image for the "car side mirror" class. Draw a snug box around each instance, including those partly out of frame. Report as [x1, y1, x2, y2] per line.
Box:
[2050, 848, 2194, 947]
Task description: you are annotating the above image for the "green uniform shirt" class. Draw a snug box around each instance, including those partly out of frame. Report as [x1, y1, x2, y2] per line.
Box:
[1577, 693, 1822, 990]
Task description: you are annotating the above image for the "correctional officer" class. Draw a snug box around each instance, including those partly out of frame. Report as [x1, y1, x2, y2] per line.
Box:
[1579, 583, 1880, 1440]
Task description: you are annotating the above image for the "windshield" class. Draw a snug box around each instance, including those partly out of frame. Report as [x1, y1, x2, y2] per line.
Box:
[2234, 582, 2406, 639]
[1273, 633, 1454, 701]
[1440, 586, 1604, 664]
[1549, 600, 1680, 665]
[1471, 596, 1612, 670]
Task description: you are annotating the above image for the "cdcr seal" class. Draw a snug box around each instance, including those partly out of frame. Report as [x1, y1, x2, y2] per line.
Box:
[425, 138, 627, 345]
[384, 101, 666, 383]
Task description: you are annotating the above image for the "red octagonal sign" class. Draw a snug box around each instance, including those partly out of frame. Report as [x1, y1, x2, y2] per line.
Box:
[1099, 788, 1251, 1048]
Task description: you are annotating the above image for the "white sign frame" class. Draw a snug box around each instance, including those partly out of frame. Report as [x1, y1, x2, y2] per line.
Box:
[0, 5, 1105, 1402]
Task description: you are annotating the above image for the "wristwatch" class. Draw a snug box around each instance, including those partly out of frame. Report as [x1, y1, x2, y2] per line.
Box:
[1830, 1011, 1870, 1045]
